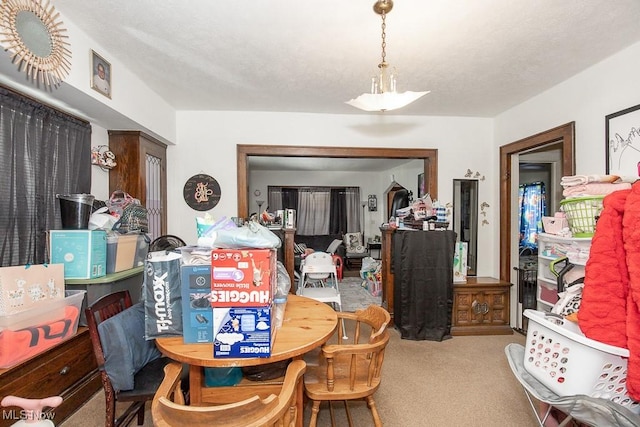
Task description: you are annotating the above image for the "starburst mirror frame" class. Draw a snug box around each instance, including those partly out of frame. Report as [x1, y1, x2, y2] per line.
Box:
[0, 0, 71, 87]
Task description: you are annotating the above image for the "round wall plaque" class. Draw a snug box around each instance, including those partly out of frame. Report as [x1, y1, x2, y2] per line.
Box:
[183, 174, 221, 211]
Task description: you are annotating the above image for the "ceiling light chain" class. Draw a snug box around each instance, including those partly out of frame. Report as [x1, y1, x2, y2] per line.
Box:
[380, 10, 387, 66]
[346, 0, 429, 112]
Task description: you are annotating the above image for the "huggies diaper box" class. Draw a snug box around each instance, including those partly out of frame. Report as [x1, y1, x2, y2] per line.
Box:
[212, 305, 275, 358]
[180, 265, 213, 343]
[210, 249, 277, 307]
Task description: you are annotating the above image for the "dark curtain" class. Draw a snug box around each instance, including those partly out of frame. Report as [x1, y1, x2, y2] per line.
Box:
[393, 230, 456, 341]
[282, 188, 298, 210]
[0, 87, 92, 266]
[329, 188, 346, 235]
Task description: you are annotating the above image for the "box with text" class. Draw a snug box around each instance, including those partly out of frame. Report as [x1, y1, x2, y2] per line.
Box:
[210, 248, 276, 307]
[212, 305, 275, 358]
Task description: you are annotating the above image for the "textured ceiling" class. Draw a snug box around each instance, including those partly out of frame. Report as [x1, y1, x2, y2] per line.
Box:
[54, 0, 640, 117]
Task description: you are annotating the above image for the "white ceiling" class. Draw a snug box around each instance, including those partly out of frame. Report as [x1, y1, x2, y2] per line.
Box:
[54, 0, 640, 118]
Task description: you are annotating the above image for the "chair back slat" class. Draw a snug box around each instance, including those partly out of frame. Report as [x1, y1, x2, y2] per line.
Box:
[153, 360, 306, 427]
[304, 304, 391, 427]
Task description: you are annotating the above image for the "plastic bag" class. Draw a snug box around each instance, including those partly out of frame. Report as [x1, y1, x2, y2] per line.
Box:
[106, 190, 137, 218]
[112, 203, 149, 234]
[143, 251, 182, 339]
[88, 206, 118, 231]
[275, 261, 291, 299]
[214, 221, 281, 249]
[361, 256, 380, 273]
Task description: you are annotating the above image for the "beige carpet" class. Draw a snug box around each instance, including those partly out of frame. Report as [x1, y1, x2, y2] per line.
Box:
[60, 329, 540, 426]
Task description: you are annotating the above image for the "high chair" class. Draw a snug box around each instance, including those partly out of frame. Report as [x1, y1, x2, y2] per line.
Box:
[297, 252, 347, 338]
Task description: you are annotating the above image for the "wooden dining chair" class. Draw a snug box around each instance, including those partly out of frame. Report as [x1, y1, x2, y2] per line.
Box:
[85, 290, 172, 427]
[303, 304, 391, 427]
[152, 359, 307, 427]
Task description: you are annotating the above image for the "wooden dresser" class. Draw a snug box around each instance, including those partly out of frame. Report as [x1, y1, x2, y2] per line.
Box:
[0, 328, 101, 426]
[451, 277, 513, 336]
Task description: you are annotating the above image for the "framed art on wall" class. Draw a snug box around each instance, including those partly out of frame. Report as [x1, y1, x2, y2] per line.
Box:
[605, 103, 640, 176]
[91, 50, 111, 98]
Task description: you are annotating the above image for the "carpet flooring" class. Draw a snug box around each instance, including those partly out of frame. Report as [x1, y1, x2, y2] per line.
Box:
[337, 276, 382, 312]
[60, 280, 541, 426]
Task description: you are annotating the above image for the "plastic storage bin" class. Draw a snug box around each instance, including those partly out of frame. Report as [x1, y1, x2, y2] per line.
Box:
[0, 290, 86, 368]
[106, 234, 139, 274]
[524, 309, 640, 413]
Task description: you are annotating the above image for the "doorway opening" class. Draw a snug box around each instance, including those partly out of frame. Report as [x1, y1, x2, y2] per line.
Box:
[499, 122, 575, 330]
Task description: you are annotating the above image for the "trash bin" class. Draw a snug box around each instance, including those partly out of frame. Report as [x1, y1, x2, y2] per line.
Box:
[58, 193, 95, 229]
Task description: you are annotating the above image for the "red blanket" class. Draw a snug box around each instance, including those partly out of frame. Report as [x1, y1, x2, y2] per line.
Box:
[578, 183, 640, 399]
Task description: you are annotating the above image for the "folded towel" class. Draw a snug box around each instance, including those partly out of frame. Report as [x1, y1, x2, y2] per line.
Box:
[561, 174, 620, 187]
[562, 182, 632, 197]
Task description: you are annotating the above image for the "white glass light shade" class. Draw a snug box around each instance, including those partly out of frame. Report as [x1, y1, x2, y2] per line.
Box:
[346, 90, 430, 112]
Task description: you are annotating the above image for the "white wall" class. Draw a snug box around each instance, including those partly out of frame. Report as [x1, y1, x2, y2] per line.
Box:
[90, 124, 111, 201]
[172, 112, 496, 275]
[0, 11, 177, 145]
[495, 40, 640, 326]
[495, 40, 640, 174]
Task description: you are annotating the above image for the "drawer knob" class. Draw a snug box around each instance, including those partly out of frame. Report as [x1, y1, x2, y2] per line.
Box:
[60, 366, 70, 375]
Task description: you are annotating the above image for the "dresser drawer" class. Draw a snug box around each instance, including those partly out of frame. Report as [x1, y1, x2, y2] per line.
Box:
[0, 328, 99, 427]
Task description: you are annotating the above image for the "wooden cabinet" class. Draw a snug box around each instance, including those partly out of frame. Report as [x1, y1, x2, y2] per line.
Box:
[452, 277, 512, 335]
[108, 130, 167, 239]
[380, 228, 395, 323]
[0, 328, 101, 426]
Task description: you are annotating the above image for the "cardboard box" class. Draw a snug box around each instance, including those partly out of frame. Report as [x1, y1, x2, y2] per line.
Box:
[49, 230, 107, 279]
[0, 290, 86, 368]
[181, 265, 213, 343]
[0, 264, 65, 315]
[106, 234, 138, 274]
[212, 305, 275, 358]
[210, 248, 276, 307]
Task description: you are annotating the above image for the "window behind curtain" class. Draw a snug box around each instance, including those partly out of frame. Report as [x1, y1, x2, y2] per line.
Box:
[268, 186, 360, 235]
[0, 87, 92, 266]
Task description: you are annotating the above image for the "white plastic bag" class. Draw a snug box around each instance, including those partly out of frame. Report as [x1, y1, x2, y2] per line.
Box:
[88, 206, 118, 230]
[214, 221, 281, 249]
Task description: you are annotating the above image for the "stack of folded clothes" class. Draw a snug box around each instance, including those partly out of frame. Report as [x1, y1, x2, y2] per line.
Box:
[560, 174, 633, 197]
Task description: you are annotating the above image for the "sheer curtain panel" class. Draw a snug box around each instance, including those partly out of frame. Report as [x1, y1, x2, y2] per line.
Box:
[0, 87, 91, 266]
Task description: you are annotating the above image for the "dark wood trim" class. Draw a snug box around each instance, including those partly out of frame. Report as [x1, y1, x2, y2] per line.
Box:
[499, 122, 575, 282]
[237, 144, 438, 218]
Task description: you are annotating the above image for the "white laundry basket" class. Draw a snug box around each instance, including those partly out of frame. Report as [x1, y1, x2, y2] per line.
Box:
[523, 309, 640, 413]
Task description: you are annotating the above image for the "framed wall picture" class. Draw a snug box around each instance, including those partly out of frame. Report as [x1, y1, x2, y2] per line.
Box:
[91, 50, 111, 98]
[605, 103, 640, 176]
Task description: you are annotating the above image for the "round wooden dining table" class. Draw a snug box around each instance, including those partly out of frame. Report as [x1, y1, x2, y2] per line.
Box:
[155, 294, 338, 426]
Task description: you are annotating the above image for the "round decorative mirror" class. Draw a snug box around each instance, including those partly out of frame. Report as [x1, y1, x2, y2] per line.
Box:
[0, 0, 71, 87]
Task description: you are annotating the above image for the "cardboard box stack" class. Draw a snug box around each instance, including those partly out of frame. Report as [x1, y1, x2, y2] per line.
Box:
[210, 248, 278, 358]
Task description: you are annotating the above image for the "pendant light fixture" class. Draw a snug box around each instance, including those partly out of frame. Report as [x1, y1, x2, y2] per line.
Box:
[346, 0, 429, 112]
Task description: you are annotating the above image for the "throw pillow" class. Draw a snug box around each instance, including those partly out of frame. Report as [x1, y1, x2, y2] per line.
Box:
[98, 302, 162, 391]
[326, 239, 343, 255]
[343, 232, 363, 253]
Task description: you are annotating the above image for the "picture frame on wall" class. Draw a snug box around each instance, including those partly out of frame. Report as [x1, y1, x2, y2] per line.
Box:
[91, 50, 111, 98]
[418, 173, 425, 198]
[605, 103, 640, 176]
